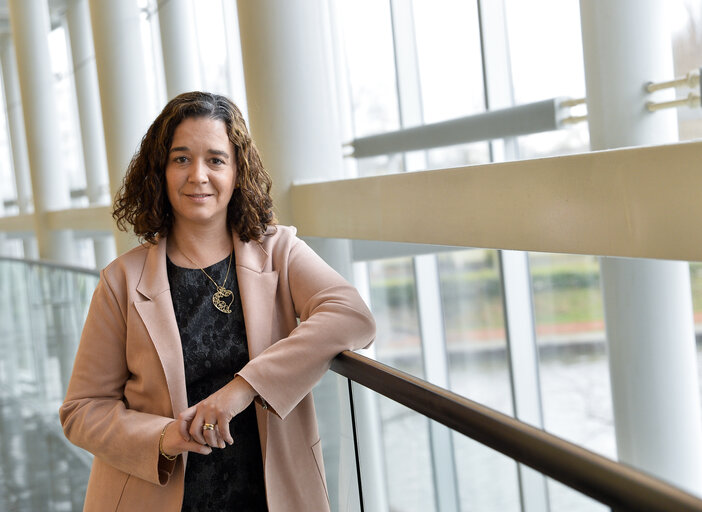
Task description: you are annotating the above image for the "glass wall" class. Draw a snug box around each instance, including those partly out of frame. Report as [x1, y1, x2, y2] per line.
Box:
[336, 0, 702, 510]
[670, 0, 702, 140]
[368, 256, 423, 376]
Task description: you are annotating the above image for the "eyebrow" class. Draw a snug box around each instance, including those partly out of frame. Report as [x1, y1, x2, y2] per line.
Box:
[208, 149, 230, 158]
[169, 146, 230, 159]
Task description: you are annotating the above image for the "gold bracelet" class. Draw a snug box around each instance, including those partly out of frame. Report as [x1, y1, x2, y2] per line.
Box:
[159, 421, 177, 461]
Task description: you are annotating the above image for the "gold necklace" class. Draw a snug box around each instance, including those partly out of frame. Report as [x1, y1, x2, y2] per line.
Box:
[178, 246, 234, 314]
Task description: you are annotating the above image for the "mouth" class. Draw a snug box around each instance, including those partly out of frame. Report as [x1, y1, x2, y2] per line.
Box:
[184, 193, 214, 203]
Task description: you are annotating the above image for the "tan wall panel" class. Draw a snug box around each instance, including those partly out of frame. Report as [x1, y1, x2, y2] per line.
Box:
[46, 205, 112, 232]
[291, 141, 702, 261]
[0, 213, 33, 232]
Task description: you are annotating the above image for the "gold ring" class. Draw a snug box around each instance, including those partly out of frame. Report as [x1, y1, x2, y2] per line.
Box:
[202, 423, 215, 431]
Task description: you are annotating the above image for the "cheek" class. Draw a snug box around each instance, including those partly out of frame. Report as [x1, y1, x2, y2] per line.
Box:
[224, 171, 237, 197]
[222, 184, 235, 204]
[165, 170, 178, 203]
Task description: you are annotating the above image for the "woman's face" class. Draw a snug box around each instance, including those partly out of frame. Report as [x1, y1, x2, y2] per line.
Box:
[165, 117, 237, 233]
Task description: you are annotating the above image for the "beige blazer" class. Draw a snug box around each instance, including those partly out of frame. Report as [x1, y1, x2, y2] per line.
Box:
[59, 225, 375, 511]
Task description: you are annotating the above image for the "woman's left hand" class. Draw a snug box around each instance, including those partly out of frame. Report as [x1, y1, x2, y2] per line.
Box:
[178, 376, 258, 447]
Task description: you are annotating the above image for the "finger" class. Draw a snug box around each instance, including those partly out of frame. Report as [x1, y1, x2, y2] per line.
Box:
[185, 439, 212, 455]
[178, 407, 197, 441]
[202, 422, 219, 448]
[176, 418, 191, 442]
[214, 425, 226, 449]
[209, 430, 225, 450]
[189, 415, 207, 445]
[218, 413, 234, 445]
[178, 405, 197, 423]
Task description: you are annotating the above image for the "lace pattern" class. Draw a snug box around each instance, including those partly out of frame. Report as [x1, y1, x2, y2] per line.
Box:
[167, 254, 268, 511]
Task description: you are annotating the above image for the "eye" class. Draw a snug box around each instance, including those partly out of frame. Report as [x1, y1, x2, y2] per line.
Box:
[173, 155, 188, 164]
[210, 157, 227, 166]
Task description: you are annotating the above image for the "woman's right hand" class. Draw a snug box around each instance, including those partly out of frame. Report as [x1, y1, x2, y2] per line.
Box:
[160, 418, 213, 457]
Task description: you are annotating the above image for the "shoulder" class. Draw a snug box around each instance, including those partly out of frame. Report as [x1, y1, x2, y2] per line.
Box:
[259, 224, 300, 254]
[100, 242, 152, 294]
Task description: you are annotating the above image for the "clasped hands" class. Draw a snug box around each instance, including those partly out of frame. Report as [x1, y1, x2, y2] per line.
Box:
[160, 376, 258, 458]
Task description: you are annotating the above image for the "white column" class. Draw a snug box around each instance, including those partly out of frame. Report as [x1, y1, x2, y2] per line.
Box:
[237, 0, 344, 224]
[0, 36, 32, 217]
[0, 37, 39, 259]
[65, 0, 109, 206]
[221, 0, 248, 120]
[0, 180, 4, 255]
[8, 0, 74, 263]
[581, 0, 702, 494]
[0, 55, 8, 256]
[237, 2, 362, 509]
[158, 0, 201, 99]
[89, 0, 154, 255]
[65, 0, 115, 268]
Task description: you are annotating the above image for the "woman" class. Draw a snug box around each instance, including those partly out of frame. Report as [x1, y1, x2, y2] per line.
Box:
[60, 91, 375, 511]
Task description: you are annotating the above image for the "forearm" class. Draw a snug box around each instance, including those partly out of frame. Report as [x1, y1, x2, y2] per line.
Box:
[60, 397, 172, 485]
[238, 301, 376, 419]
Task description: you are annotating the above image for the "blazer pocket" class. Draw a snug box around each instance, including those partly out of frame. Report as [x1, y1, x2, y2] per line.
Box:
[311, 438, 329, 498]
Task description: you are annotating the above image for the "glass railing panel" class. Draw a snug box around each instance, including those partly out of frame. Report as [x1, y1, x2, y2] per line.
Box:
[377, 393, 436, 511]
[547, 478, 607, 512]
[313, 372, 362, 512]
[0, 258, 97, 511]
[453, 435, 521, 511]
[349, 381, 522, 512]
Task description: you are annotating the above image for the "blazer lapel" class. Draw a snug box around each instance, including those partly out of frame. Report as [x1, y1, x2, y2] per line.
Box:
[234, 234, 278, 461]
[133, 239, 189, 419]
[234, 234, 279, 359]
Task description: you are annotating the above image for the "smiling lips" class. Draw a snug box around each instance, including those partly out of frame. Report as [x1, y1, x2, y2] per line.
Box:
[186, 193, 213, 200]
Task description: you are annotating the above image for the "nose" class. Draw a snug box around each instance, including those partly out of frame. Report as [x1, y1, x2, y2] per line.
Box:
[187, 159, 208, 183]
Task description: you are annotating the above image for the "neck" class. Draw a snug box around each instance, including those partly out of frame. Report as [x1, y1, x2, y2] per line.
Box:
[167, 222, 233, 268]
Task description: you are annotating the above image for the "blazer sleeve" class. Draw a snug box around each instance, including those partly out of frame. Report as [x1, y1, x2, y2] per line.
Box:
[59, 271, 175, 486]
[237, 237, 376, 419]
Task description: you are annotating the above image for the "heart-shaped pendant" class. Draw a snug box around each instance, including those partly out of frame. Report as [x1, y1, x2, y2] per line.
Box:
[213, 286, 234, 314]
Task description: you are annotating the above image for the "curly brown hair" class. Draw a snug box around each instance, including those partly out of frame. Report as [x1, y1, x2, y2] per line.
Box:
[113, 91, 276, 244]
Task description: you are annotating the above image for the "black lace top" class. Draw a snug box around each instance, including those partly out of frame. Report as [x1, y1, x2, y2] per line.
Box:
[167, 253, 268, 511]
